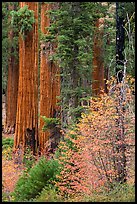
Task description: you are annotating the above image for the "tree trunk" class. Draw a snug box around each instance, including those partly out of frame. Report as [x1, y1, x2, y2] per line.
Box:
[92, 18, 105, 96]
[115, 2, 126, 183]
[116, 2, 125, 83]
[39, 3, 60, 154]
[14, 2, 38, 155]
[104, 34, 110, 94]
[4, 3, 19, 134]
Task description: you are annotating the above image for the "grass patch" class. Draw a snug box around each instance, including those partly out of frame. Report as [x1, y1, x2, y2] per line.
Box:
[68, 183, 135, 202]
[2, 138, 14, 149]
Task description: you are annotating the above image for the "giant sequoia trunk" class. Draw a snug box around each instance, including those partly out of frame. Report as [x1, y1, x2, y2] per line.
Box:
[4, 3, 19, 134]
[92, 18, 105, 96]
[39, 3, 60, 153]
[14, 2, 38, 154]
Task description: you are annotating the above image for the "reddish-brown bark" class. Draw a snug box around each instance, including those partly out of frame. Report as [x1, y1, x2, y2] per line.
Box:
[14, 2, 38, 153]
[4, 3, 19, 134]
[92, 18, 105, 96]
[39, 3, 60, 153]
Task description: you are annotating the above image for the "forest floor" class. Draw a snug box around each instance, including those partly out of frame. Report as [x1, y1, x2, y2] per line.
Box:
[2, 133, 25, 201]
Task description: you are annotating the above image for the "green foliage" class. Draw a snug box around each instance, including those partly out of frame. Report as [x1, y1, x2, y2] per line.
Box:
[2, 2, 19, 92]
[2, 142, 13, 160]
[33, 185, 62, 202]
[68, 105, 84, 120]
[103, 3, 135, 78]
[54, 125, 78, 160]
[66, 183, 135, 202]
[124, 3, 135, 77]
[12, 157, 60, 201]
[2, 138, 14, 149]
[104, 183, 135, 202]
[2, 3, 11, 91]
[10, 5, 35, 39]
[44, 2, 108, 126]
[2, 138, 14, 160]
[41, 116, 61, 131]
[85, 183, 135, 202]
[103, 6, 116, 76]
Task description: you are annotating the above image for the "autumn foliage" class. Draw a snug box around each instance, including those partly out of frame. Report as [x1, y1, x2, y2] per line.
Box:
[55, 79, 135, 198]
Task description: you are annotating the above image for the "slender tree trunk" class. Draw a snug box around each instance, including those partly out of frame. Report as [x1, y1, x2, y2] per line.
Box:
[14, 2, 38, 155]
[92, 18, 105, 96]
[116, 2, 125, 83]
[39, 3, 60, 154]
[115, 2, 126, 183]
[4, 3, 19, 134]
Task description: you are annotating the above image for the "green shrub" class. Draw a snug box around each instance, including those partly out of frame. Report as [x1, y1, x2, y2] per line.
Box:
[12, 157, 60, 202]
[2, 138, 14, 160]
[2, 138, 14, 149]
[41, 116, 60, 131]
[33, 185, 62, 202]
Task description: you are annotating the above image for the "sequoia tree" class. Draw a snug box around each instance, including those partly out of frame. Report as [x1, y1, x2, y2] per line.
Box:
[39, 3, 60, 153]
[4, 3, 19, 134]
[92, 17, 105, 96]
[14, 2, 38, 154]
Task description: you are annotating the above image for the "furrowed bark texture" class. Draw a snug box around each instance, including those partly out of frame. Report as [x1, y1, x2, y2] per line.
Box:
[92, 18, 105, 96]
[39, 3, 60, 153]
[4, 3, 19, 134]
[14, 2, 38, 154]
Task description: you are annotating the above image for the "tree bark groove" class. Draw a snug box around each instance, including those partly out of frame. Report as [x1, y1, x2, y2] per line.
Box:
[14, 2, 38, 154]
[4, 3, 19, 134]
[92, 18, 105, 96]
[39, 3, 60, 153]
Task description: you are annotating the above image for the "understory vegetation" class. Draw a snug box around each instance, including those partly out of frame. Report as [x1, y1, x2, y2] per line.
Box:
[3, 80, 134, 202]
